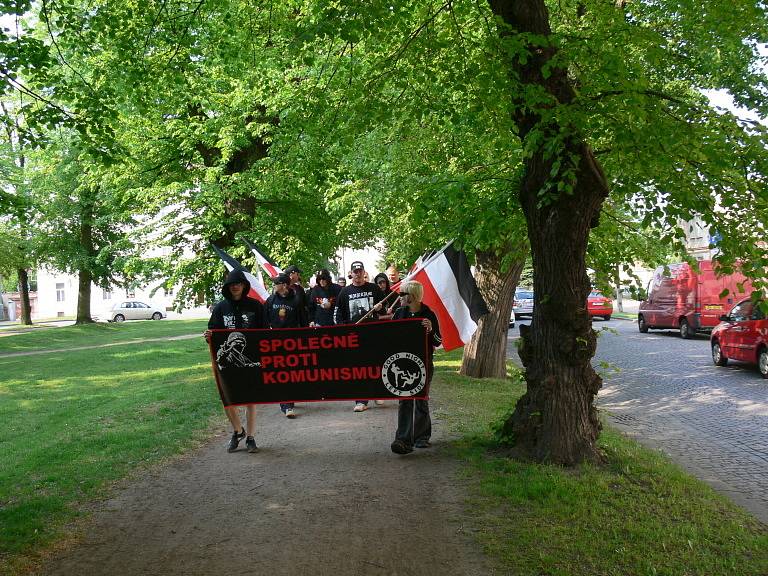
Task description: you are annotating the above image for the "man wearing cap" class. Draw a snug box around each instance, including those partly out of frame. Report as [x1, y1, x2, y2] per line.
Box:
[334, 260, 386, 412]
[265, 272, 308, 418]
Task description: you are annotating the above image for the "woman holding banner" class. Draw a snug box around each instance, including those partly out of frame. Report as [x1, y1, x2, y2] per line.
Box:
[389, 280, 441, 455]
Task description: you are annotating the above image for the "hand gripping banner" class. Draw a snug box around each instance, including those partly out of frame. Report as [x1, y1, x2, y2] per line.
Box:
[208, 319, 431, 407]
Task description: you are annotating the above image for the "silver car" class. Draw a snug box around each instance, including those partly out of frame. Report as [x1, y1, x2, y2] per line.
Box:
[513, 289, 534, 318]
[106, 300, 166, 322]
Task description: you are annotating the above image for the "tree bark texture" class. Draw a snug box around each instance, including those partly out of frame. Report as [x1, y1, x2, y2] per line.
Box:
[76, 199, 95, 324]
[17, 267, 32, 325]
[76, 269, 94, 324]
[460, 248, 525, 379]
[489, 0, 609, 464]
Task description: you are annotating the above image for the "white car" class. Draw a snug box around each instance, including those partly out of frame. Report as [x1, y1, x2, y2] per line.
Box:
[513, 289, 534, 317]
[105, 301, 166, 322]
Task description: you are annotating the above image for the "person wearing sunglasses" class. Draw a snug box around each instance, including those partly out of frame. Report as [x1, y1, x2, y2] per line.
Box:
[389, 280, 442, 454]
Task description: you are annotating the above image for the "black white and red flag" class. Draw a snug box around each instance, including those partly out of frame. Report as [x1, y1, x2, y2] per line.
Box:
[210, 243, 270, 303]
[243, 238, 283, 279]
[401, 241, 489, 351]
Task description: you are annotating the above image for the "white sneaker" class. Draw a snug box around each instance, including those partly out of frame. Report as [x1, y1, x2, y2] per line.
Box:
[285, 408, 296, 419]
[374, 400, 384, 406]
[353, 403, 368, 412]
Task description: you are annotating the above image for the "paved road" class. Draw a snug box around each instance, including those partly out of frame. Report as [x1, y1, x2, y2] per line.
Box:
[507, 318, 768, 524]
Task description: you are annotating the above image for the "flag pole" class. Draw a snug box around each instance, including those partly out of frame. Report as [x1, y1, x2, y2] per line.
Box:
[354, 290, 399, 324]
[402, 239, 455, 283]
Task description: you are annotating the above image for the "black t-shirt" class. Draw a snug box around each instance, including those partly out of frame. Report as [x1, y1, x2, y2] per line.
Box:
[334, 282, 386, 324]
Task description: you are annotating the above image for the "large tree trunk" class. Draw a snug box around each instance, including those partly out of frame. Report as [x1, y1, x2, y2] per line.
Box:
[17, 267, 32, 325]
[490, 0, 609, 465]
[460, 248, 525, 378]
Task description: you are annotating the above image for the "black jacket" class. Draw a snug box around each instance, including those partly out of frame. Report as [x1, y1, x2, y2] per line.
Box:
[393, 302, 442, 365]
[208, 268, 265, 330]
[265, 287, 308, 328]
[308, 282, 342, 326]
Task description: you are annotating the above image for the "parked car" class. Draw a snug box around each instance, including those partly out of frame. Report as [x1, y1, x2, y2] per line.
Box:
[513, 289, 534, 318]
[104, 300, 167, 322]
[587, 291, 613, 321]
[638, 260, 752, 338]
[710, 298, 768, 378]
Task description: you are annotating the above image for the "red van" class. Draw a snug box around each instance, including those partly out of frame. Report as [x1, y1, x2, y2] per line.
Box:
[638, 260, 752, 338]
[710, 298, 768, 378]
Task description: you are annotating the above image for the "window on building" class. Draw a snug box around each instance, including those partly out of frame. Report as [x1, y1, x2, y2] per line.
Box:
[126, 289, 136, 298]
[56, 283, 65, 302]
[103, 289, 112, 300]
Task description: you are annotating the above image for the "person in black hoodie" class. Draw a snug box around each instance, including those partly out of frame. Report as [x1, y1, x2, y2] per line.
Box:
[206, 268, 265, 454]
[265, 272, 308, 417]
[389, 280, 442, 455]
[373, 272, 399, 321]
[308, 269, 341, 327]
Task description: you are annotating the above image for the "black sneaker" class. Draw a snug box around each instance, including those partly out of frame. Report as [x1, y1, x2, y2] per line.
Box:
[227, 428, 245, 453]
[414, 440, 431, 449]
[246, 436, 259, 453]
[390, 439, 413, 455]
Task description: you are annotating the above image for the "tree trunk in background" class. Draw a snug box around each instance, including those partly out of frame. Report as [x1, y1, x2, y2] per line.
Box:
[614, 265, 623, 313]
[490, 0, 608, 465]
[76, 200, 95, 324]
[17, 267, 32, 325]
[460, 248, 525, 379]
[76, 269, 94, 324]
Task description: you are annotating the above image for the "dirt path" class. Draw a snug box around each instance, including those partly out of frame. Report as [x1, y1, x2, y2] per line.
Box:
[36, 397, 493, 576]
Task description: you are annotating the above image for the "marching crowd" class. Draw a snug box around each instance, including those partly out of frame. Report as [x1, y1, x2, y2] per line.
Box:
[205, 260, 441, 456]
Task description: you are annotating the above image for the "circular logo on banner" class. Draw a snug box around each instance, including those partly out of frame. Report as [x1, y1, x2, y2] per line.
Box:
[382, 353, 427, 397]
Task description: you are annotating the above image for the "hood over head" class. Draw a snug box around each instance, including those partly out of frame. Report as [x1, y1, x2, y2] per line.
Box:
[222, 268, 251, 299]
[316, 269, 332, 282]
[373, 272, 390, 289]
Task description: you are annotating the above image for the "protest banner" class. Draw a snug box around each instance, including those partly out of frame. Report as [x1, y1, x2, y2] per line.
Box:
[208, 319, 431, 406]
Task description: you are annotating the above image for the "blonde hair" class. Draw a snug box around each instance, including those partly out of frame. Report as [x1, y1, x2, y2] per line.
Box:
[399, 280, 423, 302]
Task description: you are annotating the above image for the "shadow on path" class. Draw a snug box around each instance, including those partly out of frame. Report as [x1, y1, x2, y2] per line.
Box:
[37, 398, 492, 576]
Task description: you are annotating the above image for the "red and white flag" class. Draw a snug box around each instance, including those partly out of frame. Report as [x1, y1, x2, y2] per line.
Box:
[210, 244, 269, 304]
[243, 239, 283, 279]
[402, 242, 489, 351]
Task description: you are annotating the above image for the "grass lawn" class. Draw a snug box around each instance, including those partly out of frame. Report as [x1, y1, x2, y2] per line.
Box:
[432, 350, 768, 575]
[0, 319, 207, 354]
[0, 320, 217, 575]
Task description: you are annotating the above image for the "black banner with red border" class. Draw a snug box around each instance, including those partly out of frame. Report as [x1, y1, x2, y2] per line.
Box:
[208, 319, 431, 406]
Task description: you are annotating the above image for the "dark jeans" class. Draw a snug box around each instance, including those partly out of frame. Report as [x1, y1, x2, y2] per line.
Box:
[280, 403, 294, 412]
[394, 399, 431, 446]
